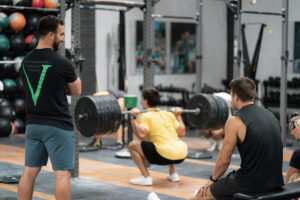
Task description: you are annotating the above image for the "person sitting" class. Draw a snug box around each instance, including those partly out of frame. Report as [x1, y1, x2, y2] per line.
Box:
[88, 90, 125, 149]
[128, 88, 187, 186]
[286, 112, 300, 184]
[188, 77, 284, 200]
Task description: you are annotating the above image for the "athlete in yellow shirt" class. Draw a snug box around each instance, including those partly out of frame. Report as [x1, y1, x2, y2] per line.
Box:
[128, 88, 187, 186]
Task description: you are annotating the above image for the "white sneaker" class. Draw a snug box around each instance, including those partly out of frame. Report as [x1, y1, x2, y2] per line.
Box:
[206, 139, 217, 152]
[147, 192, 161, 200]
[167, 172, 180, 182]
[130, 176, 152, 186]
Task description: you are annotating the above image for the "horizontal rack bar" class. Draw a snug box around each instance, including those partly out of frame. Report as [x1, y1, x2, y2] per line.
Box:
[80, 5, 127, 11]
[0, 5, 59, 12]
[152, 14, 197, 21]
[81, 0, 145, 8]
[240, 10, 283, 16]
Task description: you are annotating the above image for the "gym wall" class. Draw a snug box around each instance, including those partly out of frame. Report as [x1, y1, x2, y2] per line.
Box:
[95, 0, 227, 101]
[93, 0, 300, 105]
[95, 7, 120, 92]
[238, 0, 300, 81]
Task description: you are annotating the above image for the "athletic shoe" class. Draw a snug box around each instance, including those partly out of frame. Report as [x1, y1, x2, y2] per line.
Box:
[147, 192, 161, 200]
[206, 139, 217, 152]
[130, 176, 152, 186]
[167, 172, 180, 182]
[113, 142, 123, 149]
[107, 142, 123, 150]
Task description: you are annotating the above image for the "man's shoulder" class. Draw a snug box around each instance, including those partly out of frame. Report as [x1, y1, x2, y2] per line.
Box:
[226, 116, 244, 129]
[51, 52, 71, 63]
[49, 53, 74, 70]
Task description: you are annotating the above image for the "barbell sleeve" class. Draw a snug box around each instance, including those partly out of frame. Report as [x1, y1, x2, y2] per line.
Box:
[181, 108, 201, 115]
[78, 114, 89, 120]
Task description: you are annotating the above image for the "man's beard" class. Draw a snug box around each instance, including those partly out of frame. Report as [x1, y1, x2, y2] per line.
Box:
[52, 39, 60, 51]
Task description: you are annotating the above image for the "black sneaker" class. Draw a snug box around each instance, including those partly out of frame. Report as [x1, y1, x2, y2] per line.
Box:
[106, 142, 123, 151]
[114, 142, 123, 149]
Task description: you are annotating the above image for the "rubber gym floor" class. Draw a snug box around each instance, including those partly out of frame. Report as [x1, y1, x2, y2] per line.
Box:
[0, 129, 296, 200]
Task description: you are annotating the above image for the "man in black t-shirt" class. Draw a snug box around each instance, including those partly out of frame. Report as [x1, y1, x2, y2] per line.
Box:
[188, 77, 283, 200]
[18, 16, 81, 200]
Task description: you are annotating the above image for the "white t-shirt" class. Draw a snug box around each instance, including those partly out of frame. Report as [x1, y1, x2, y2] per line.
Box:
[213, 92, 232, 117]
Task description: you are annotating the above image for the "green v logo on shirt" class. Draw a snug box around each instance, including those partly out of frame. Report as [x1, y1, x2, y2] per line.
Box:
[22, 64, 52, 106]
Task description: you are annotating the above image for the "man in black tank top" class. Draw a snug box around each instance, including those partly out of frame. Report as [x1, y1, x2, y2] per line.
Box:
[188, 77, 283, 200]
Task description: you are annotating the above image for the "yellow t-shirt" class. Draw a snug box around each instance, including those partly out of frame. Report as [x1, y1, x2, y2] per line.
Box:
[138, 108, 188, 160]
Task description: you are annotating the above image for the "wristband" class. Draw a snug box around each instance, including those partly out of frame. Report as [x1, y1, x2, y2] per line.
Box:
[209, 175, 217, 183]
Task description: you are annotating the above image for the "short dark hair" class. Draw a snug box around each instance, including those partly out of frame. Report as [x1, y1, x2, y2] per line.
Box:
[37, 15, 64, 38]
[291, 112, 300, 118]
[142, 88, 160, 107]
[229, 77, 256, 102]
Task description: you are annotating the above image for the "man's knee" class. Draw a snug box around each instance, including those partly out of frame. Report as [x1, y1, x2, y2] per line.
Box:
[200, 129, 211, 138]
[54, 170, 71, 180]
[22, 166, 41, 178]
[211, 129, 224, 138]
[288, 172, 300, 183]
[128, 141, 140, 150]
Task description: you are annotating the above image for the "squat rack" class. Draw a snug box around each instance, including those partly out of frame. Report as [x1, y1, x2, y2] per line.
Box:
[229, 0, 289, 145]
[68, 0, 203, 177]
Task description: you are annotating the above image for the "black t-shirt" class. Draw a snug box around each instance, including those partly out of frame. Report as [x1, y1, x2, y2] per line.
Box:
[290, 148, 300, 169]
[235, 104, 284, 189]
[20, 48, 77, 131]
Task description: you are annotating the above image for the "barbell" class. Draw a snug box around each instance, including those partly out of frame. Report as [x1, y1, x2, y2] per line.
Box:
[74, 93, 229, 137]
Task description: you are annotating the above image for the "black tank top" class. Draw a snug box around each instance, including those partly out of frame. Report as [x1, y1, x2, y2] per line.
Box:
[235, 104, 284, 189]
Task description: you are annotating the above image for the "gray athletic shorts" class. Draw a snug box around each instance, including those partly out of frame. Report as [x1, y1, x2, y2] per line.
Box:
[25, 124, 74, 170]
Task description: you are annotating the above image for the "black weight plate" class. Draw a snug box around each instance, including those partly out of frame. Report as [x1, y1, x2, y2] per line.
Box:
[103, 95, 118, 133]
[74, 96, 98, 137]
[186, 94, 212, 129]
[90, 96, 106, 135]
[95, 95, 110, 134]
[214, 95, 229, 128]
[106, 95, 122, 133]
[97, 96, 109, 133]
[91, 96, 108, 134]
[203, 95, 220, 129]
[209, 95, 224, 130]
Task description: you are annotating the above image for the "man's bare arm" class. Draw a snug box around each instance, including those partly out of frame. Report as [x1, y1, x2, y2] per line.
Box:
[173, 107, 186, 137]
[130, 108, 149, 140]
[66, 77, 81, 95]
[211, 116, 242, 180]
[130, 119, 149, 140]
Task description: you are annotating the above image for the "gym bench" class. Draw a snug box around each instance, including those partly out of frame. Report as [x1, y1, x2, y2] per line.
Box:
[234, 181, 300, 200]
